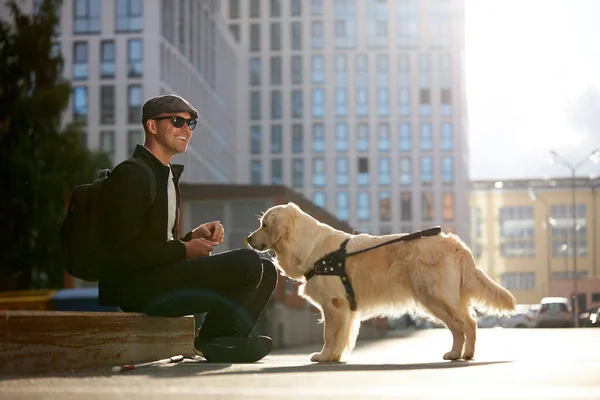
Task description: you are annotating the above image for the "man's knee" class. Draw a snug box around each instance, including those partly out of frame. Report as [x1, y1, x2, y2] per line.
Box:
[260, 258, 278, 289]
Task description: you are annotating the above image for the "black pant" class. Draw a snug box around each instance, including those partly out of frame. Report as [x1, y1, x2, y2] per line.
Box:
[138, 249, 277, 342]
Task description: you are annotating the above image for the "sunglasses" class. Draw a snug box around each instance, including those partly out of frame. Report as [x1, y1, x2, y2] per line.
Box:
[153, 115, 197, 131]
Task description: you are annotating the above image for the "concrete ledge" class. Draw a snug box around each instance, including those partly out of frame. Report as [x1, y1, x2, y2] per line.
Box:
[0, 310, 195, 375]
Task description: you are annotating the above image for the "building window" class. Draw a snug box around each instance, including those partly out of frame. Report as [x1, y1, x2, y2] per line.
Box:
[312, 157, 325, 187]
[336, 191, 349, 221]
[420, 123, 432, 151]
[312, 124, 325, 153]
[312, 89, 324, 118]
[127, 84, 142, 123]
[116, 0, 143, 33]
[270, 23, 281, 51]
[100, 85, 115, 124]
[550, 204, 588, 256]
[291, 0, 302, 16]
[377, 123, 390, 151]
[422, 192, 434, 221]
[311, 21, 323, 49]
[291, 22, 302, 50]
[441, 88, 452, 116]
[271, 125, 282, 153]
[335, 88, 347, 117]
[250, 0, 260, 17]
[357, 157, 369, 186]
[441, 122, 453, 150]
[377, 88, 389, 116]
[378, 157, 391, 186]
[229, 0, 240, 18]
[250, 126, 261, 154]
[500, 273, 535, 291]
[291, 55, 303, 84]
[229, 24, 240, 42]
[73, 42, 88, 80]
[398, 87, 410, 116]
[271, 159, 282, 184]
[162, 0, 175, 44]
[498, 206, 535, 257]
[250, 24, 260, 52]
[358, 192, 370, 221]
[73, 86, 88, 123]
[336, 157, 349, 186]
[333, 0, 356, 48]
[420, 156, 433, 185]
[311, 0, 323, 16]
[270, 57, 281, 84]
[127, 39, 143, 77]
[250, 91, 261, 120]
[335, 123, 348, 152]
[270, 0, 281, 17]
[400, 191, 412, 221]
[442, 156, 453, 184]
[399, 157, 412, 186]
[356, 88, 368, 117]
[250, 160, 261, 184]
[73, 0, 100, 34]
[292, 124, 303, 153]
[442, 192, 455, 220]
[399, 123, 411, 151]
[250, 57, 261, 86]
[100, 131, 115, 162]
[127, 130, 143, 155]
[271, 90, 282, 119]
[100, 41, 115, 78]
[419, 88, 431, 116]
[292, 158, 304, 188]
[357, 123, 369, 152]
[291, 90, 303, 118]
[313, 191, 326, 208]
[379, 192, 391, 221]
[312, 55, 324, 83]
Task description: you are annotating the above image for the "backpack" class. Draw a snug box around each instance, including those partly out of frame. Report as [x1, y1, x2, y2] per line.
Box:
[59, 157, 156, 282]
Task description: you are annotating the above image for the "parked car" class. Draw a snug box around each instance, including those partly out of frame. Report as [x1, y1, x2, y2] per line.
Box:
[579, 306, 600, 327]
[501, 304, 539, 328]
[530, 297, 573, 328]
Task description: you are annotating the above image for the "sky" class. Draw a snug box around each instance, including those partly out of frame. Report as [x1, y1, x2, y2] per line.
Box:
[465, 0, 600, 180]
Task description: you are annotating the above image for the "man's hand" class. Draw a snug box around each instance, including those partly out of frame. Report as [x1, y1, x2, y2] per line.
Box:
[183, 238, 219, 259]
[191, 221, 224, 244]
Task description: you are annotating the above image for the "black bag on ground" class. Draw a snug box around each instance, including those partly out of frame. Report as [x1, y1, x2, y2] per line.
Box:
[59, 158, 156, 282]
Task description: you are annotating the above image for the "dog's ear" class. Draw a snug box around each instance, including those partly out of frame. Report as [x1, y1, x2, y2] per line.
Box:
[286, 202, 301, 212]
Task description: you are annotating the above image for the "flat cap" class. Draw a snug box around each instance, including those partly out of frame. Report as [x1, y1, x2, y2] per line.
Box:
[141, 94, 198, 123]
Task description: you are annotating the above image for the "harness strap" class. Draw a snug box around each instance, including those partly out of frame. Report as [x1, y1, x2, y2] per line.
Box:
[304, 226, 442, 312]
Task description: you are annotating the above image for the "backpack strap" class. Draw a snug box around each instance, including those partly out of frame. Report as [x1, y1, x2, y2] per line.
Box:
[125, 157, 157, 209]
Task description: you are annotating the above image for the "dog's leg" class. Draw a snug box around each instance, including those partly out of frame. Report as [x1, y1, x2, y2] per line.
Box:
[419, 298, 466, 361]
[311, 300, 351, 362]
[344, 313, 361, 353]
[461, 307, 477, 360]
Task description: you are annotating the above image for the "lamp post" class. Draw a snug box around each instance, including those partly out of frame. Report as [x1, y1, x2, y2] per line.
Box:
[549, 149, 600, 327]
[528, 188, 556, 297]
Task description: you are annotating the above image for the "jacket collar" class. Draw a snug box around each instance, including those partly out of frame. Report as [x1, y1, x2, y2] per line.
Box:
[133, 145, 185, 181]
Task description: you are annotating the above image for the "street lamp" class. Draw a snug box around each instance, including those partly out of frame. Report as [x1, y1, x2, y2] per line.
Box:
[548, 148, 600, 327]
[527, 188, 556, 297]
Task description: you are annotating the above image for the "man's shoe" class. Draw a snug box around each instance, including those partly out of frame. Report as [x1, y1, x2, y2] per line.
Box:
[194, 335, 272, 363]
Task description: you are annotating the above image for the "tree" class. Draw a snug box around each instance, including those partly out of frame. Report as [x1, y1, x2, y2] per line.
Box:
[0, 0, 111, 290]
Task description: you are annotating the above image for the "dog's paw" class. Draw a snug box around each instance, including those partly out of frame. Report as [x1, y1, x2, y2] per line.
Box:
[310, 352, 341, 363]
[443, 351, 462, 361]
[462, 350, 474, 360]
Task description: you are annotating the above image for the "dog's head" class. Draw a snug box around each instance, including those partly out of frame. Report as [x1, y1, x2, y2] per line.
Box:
[247, 202, 302, 252]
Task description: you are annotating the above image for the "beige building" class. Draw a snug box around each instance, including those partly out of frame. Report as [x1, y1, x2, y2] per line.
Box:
[470, 177, 600, 310]
[222, 0, 470, 238]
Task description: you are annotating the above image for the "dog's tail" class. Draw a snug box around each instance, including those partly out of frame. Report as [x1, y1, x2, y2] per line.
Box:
[460, 251, 516, 316]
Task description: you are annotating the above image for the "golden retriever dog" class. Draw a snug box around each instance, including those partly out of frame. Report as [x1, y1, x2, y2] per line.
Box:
[247, 202, 516, 363]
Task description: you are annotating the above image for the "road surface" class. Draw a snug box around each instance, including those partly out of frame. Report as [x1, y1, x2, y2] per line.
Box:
[1, 328, 599, 400]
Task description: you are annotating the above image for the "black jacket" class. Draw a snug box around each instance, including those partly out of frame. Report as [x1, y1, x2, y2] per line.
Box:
[98, 145, 192, 307]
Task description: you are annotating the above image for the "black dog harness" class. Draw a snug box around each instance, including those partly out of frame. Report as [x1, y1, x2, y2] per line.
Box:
[304, 226, 442, 311]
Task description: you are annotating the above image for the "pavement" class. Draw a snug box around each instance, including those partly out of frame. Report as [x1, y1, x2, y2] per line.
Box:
[1, 327, 599, 400]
